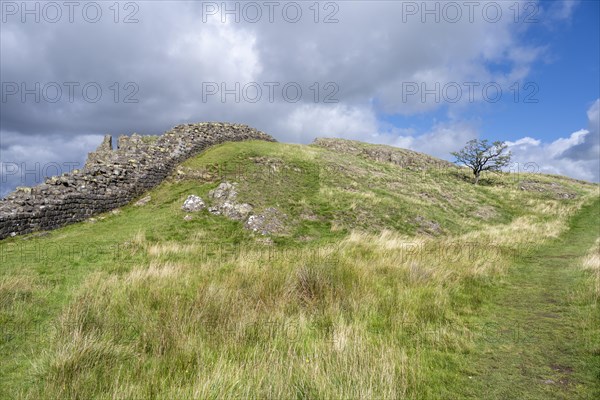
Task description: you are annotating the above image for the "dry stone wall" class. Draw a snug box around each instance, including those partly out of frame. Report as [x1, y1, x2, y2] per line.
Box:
[0, 123, 276, 239]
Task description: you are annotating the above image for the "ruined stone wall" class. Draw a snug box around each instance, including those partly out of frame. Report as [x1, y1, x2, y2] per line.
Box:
[0, 123, 276, 239]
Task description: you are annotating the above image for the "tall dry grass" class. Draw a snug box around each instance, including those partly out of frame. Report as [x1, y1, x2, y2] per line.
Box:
[25, 213, 563, 399]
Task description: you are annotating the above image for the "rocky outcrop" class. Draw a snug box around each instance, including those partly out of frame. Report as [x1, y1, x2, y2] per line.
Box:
[203, 181, 287, 235]
[518, 180, 578, 199]
[312, 138, 455, 170]
[245, 207, 287, 235]
[207, 182, 254, 221]
[0, 123, 276, 239]
[181, 195, 206, 212]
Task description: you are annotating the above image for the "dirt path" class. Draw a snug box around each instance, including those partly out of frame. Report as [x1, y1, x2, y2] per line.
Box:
[459, 199, 600, 399]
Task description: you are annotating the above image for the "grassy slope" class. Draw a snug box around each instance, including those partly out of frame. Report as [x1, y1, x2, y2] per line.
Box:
[458, 198, 600, 399]
[0, 140, 598, 399]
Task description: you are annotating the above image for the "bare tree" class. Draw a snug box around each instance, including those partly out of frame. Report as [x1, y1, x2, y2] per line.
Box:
[451, 139, 512, 184]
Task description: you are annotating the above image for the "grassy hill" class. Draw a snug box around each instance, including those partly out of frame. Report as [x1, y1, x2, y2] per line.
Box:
[1, 139, 598, 399]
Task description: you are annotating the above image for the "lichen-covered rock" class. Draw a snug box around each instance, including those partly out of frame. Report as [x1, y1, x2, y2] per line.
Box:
[245, 207, 287, 235]
[207, 182, 253, 221]
[209, 182, 238, 203]
[182, 195, 206, 212]
[221, 202, 253, 221]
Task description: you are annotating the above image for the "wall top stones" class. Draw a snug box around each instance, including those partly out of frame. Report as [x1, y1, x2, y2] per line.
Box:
[0, 122, 276, 239]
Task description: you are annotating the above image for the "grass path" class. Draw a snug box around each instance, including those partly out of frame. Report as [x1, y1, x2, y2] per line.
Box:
[458, 198, 600, 399]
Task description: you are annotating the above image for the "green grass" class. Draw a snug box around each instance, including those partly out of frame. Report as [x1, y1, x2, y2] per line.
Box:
[455, 198, 600, 399]
[0, 139, 598, 399]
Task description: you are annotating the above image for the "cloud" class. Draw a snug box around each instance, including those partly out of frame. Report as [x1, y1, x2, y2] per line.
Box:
[396, 122, 480, 159]
[549, 0, 579, 21]
[1, 0, 592, 195]
[278, 104, 380, 143]
[1, 1, 543, 137]
[273, 102, 478, 160]
[506, 100, 600, 182]
[560, 99, 600, 162]
[274, 101, 478, 160]
[1, 133, 103, 197]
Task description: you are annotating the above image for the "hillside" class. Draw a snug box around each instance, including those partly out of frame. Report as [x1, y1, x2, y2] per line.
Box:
[1, 138, 598, 399]
[172, 139, 594, 240]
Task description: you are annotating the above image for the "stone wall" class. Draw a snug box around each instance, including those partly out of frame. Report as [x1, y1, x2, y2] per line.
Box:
[0, 123, 276, 239]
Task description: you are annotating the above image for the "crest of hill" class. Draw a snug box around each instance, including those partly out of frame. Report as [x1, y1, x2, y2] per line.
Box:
[312, 138, 456, 170]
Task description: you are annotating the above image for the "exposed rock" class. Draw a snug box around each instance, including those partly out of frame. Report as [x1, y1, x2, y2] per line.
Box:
[221, 202, 253, 221]
[245, 207, 287, 235]
[313, 138, 456, 170]
[209, 182, 238, 203]
[206, 181, 285, 234]
[16, 187, 32, 194]
[173, 166, 216, 183]
[134, 195, 151, 207]
[183, 215, 193, 221]
[182, 195, 206, 212]
[300, 211, 318, 221]
[519, 180, 578, 199]
[207, 182, 253, 220]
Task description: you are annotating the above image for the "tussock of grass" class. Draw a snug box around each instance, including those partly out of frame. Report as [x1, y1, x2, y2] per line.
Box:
[0, 276, 37, 308]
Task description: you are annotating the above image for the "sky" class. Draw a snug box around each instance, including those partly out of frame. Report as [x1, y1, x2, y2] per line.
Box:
[1, 0, 599, 196]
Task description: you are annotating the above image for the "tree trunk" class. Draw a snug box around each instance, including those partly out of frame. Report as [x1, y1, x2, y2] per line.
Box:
[474, 172, 480, 185]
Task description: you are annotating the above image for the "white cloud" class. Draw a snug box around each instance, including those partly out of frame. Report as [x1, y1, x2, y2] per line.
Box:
[398, 122, 479, 159]
[506, 100, 600, 182]
[275, 102, 478, 160]
[279, 104, 380, 143]
[551, 0, 579, 21]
